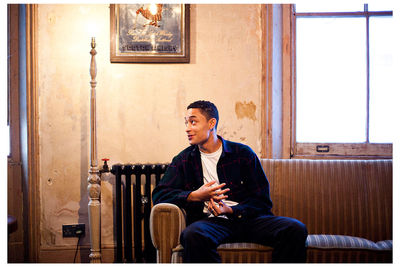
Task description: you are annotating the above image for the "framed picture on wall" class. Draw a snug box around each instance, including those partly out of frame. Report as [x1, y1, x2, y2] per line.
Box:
[110, 4, 190, 63]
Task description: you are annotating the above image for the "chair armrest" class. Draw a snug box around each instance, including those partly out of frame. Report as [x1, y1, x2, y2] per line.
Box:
[150, 203, 187, 263]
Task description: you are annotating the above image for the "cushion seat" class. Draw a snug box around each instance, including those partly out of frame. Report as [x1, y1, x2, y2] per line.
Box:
[173, 235, 392, 253]
[307, 234, 392, 251]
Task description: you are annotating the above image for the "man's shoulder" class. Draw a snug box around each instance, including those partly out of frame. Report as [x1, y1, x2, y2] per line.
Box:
[173, 144, 197, 161]
[222, 138, 256, 157]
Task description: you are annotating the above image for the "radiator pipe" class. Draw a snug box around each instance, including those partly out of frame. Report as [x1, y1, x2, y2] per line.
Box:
[133, 165, 144, 262]
[123, 165, 134, 263]
[144, 165, 156, 262]
[110, 164, 123, 263]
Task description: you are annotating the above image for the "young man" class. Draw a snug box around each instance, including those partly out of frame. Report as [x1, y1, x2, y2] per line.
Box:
[152, 100, 307, 263]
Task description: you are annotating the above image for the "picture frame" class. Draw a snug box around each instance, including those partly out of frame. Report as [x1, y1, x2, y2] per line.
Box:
[110, 4, 190, 63]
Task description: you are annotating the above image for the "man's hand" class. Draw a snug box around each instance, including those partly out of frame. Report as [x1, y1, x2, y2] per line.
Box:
[187, 181, 230, 202]
[208, 198, 233, 216]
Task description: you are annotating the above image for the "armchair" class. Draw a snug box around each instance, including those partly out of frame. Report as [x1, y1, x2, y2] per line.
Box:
[150, 203, 273, 263]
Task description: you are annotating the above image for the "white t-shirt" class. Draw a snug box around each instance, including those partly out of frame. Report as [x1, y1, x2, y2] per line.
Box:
[200, 144, 238, 218]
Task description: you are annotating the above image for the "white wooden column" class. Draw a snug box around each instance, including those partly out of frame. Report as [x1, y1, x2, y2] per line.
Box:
[87, 37, 101, 263]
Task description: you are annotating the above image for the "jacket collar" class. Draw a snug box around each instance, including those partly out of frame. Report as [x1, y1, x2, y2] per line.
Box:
[189, 135, 232, 157]
[219, 135, 233, 155]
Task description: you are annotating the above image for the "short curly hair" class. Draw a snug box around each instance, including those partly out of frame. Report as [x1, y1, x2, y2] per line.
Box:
[187, 100, 219, 129]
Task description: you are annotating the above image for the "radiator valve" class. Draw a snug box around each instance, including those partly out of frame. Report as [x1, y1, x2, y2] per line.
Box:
[141, 196, 149, 205]
[100, 158, 110, 173]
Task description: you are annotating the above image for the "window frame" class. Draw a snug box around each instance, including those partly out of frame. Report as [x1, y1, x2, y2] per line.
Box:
[291, 4, 393, 159]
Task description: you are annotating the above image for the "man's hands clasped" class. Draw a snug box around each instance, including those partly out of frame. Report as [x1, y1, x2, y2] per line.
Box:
[207, 198, 232, 216]
[187, 181, 233, 216]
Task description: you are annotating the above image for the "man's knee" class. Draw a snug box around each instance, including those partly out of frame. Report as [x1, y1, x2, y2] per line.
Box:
[180, 225, 198, 244]
[180, 223, 210, 245]
[283, 218, 308, 241]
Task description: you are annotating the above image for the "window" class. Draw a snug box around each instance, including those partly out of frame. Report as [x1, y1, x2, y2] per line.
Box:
[293, 4, 393, 158]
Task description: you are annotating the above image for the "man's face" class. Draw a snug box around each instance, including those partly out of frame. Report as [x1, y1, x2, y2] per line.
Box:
[184, 108, 215, 146]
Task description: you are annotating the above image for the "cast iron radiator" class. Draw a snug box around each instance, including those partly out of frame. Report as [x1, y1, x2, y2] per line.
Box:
[111, 163, 168, 263]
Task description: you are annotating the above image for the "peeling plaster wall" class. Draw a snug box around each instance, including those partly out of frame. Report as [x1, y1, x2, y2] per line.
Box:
[37, 4, 264, 254]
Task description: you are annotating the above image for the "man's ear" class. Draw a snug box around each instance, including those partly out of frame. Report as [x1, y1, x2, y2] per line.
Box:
[209, 118, 217, 131]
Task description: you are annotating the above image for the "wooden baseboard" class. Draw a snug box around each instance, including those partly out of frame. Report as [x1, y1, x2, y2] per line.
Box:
[39, 245, 116, 263]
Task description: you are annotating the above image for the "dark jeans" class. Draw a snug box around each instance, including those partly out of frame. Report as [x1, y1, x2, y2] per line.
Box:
[180, 215, 308, 263]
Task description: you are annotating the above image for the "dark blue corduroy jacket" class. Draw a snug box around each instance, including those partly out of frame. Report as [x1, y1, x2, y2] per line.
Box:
[152, 136, 273, 224]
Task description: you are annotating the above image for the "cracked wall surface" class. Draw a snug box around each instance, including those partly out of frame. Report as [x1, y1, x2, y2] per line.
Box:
[37, 4, 263, 251]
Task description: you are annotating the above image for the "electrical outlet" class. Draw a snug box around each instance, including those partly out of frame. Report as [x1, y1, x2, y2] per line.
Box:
[62, 224, 85, 237]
